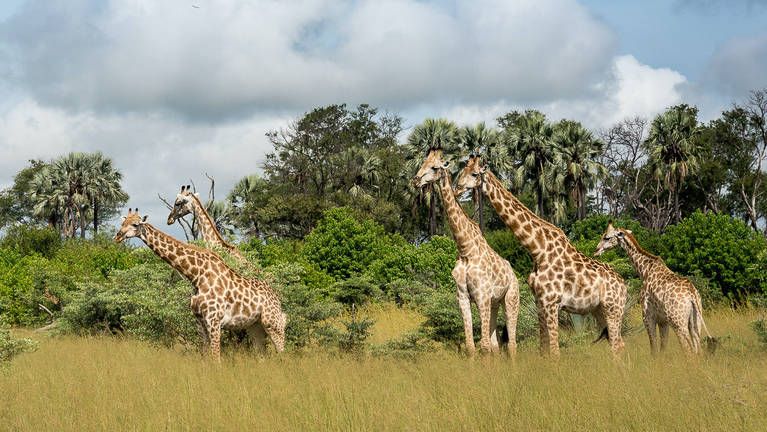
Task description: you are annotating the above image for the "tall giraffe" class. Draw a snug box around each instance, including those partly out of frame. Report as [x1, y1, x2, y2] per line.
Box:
[455, 156, 627, 357]
[167, 185, 249, 264]
[413, 149, 519, 356]
[115, 208, 285, 361]
[595, 222, 714, 354]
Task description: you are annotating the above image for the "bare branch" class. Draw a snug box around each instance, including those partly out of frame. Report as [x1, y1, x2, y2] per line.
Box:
[205, 172, 215, 202]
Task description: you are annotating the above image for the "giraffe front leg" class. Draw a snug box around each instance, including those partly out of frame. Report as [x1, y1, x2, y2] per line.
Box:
[504, 284, 520, 357]
[194, 314, 210, 355]
[534, 294, 550, 356]
[262, 310, 286, 353]
[477, 295, 493, 355]
[206, 315, 222, 363]
[456, 293, 475, 357]
[543, 300, 561, 358]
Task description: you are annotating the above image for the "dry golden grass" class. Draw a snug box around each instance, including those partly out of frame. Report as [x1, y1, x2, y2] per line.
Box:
[1, 307, 766, 431]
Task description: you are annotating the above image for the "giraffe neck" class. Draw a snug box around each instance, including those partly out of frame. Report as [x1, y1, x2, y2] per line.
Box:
[618, 234, 659, 280]
[437, 170, 481, 256]
[188, 194, 230, 248]
[480, 170, 559, 261]
[140, 223, 206, 282]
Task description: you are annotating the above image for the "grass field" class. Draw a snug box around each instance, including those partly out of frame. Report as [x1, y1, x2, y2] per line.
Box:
[2, 307, 766, 431]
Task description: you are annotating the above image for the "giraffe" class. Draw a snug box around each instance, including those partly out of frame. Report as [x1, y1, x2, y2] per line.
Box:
[455, 156, 627, 357]
[115, 208, 286, 361]
[595, 222, 714, 354]
[167, 185, 249, 264]
[412, 148, 519, 356]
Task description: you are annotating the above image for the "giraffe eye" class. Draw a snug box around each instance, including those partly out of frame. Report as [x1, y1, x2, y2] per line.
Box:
[431, 166, 439, 171]
[471, 173, 478, 177]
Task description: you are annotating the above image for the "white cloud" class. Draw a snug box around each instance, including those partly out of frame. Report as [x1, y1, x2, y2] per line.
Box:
[703, 31, 767, 98]
[0, 0, 617, 119]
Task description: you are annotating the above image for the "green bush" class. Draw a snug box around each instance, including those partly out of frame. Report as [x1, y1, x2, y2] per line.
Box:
[0, 248, 45, 324]
[269, 262, 343, 349]
[332, 274, 383, 306]
[302, 207, 399, 280]
[61, 263, 197, 347]
[410, 236, 457, 290]
[0, 225, 61, 258]
[485, 229, 533, 278]
[0, 324, 38, 364]
[660, 211, 767, 298]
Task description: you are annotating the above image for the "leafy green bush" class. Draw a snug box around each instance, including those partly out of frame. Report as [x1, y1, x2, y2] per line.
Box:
[0, 248, 45, 324]
[269, 262, 343, 349]
[660, 211, 767, 298]
[336, 308, 375, 354]
[485, 229, 533, 278]
[61, 262, 197, 347]
[410, 236, 457, 290]
[0, 325, 38, 364]
[0, 224, 61, 258]
[332, 274, 383, 305]
[302, 207, 399, 280]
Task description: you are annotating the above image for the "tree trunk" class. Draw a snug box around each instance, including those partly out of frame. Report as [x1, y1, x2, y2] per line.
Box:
[674, 181, 681, 223]
[478, 188, 485, 234]
[429, 187, 437, 238]
[92, 200, 99, 235]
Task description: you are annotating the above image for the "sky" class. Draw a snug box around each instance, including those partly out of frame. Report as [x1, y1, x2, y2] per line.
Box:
[0, 0, 765, 238]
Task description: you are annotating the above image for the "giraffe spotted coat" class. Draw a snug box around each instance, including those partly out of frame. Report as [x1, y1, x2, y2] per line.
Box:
[595, 223, 713, 354]
[413, 149, 519, 356]
[455, 156, 627, 357]
[115, 209, 285, 361]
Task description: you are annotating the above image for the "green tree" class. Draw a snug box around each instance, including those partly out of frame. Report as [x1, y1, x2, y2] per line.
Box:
[406, 118, 459, 237]
[499, 110, 557, 218]
[457, 123, 504, 232]
[645, 105, 701, 223]
[0, 160, 47, 229]
[80, 152, 129, 235]
[551, 121, 607, 221]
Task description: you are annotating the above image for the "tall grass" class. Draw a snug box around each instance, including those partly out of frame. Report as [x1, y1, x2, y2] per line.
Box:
[1, 308, 765, 431]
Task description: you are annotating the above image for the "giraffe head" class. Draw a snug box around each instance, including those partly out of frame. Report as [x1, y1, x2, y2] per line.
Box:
[114, 208, 148, 243]
[454, 155, 485, 196]
[411, 148, 449, 188]
[167, 185, 196, 225]
[594, 222, 631, 257]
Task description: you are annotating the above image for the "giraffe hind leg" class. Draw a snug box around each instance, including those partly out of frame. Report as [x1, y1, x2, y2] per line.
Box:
[504, 285, 519, 357]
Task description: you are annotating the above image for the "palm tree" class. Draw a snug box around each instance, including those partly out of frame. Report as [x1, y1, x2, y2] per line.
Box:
[457, 123, 504, 232]
[228, 174, 268, 237]
[551, 121, 608, 221]
[504, 110, 556, 217]
[81, 152, 129, 235]
[406, 118, 459, 237]
[645, 105, 701, 223]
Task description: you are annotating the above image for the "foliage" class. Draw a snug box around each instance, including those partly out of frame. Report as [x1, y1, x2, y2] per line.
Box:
[0, 248, 45, 324]
[484, 229, 533, 278]
[336, 307, 375, 354]
[0, 320, 38, 364]
[331, 274, 383, 306]
[302, 207, 397, 280]
[660, 211, 767, 298]
[269, 262, 343, 349]
[0, 224, 61, 259]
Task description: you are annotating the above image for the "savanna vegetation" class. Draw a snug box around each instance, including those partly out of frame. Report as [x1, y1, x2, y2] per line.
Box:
[2, 90, 767, 430]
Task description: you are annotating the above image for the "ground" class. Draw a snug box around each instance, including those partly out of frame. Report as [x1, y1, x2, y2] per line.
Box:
[1, 306, 766, 431]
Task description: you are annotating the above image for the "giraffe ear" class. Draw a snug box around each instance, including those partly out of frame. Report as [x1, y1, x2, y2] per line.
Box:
[616, 231, 625, 238]
[194, 192, 200, 197]
[626, 229, 632, 234]
[479, 165, 487, 174]
[442, 160, 450, 169]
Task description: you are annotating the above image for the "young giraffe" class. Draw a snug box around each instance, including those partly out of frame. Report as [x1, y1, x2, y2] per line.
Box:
[413, 149, 519, 356]
[455, 156, 627, 357]
[114, 208, 286, 361]
[167, 185, 249, 263]
[595, 222, 714, 354]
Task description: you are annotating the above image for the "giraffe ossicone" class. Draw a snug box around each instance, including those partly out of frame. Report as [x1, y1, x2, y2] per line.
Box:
[114, 208, 286, 361]
[413, 148, 520, 357]
[595, 222, 716, 354]
[456, 156, 628, 357]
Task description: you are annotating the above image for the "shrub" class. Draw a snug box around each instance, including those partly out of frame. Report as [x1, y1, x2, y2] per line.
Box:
[302, 207, 398, 280]
[485, 229, 533, 278]
[0, 224, 61, 258]
[0, 325, 38, 364]
[332, 274, 383, 306]
[336, 307, 375, 354]
[660, 211, 767, 298]
[0, 248, 44, 324]
[410, 236, 457, 290]
[269, 262, 343, 349]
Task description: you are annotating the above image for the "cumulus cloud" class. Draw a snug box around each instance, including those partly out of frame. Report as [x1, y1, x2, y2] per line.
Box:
[703, 32, 767, 98]
[0, 0, 617, 120]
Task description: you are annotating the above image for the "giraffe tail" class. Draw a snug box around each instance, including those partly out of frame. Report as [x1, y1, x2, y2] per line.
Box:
[691, 296, 717, 354]
[592, 327, 610, 344]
